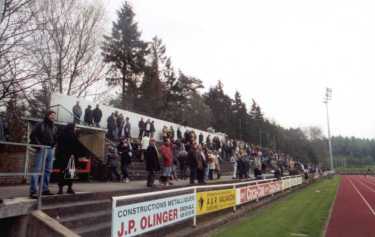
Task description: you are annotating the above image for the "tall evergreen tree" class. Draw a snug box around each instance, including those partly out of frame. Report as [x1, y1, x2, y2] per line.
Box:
[102, 1, 147, 110]
[204, 81, 233, 136]
[137, 36, 167, 116]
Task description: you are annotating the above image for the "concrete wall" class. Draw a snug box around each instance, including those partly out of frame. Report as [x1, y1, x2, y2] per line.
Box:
[51, 93, 226, 142]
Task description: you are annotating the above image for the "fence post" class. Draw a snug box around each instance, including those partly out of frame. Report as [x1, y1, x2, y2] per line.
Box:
[37, 148, 47, 210]
[24, 121, 31, 179]
[193, 187, 197, 227]
[233, 184, 236, 212]
[255, 181, 259, 202]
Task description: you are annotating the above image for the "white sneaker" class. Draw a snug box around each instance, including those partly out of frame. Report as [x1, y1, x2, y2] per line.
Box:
[125, 178, 130, 183]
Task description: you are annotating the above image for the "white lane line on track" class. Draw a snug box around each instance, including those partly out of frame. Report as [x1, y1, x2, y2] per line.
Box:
[357, 177, 375, 191]
[348, 177, 375, 217]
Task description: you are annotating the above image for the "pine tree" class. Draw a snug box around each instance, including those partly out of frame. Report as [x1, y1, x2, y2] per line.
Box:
[102, 1, 147, 110]
[138, 37, 167, 116]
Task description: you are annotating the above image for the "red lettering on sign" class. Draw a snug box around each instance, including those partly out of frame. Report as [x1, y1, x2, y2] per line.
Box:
[140, 216, 147, 230]
[117, 222, 124, 237]
[128, 219, 135, 234]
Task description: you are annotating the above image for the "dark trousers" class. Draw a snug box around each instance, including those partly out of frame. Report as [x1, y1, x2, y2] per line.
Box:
[121, 160, 129, 179]
[190, 167, 197, 184]
[58, 171, 73, 189]
[179, 162, 187, 179]
[209, 169, 214, 180]
[110, 166, 121, 181]
[147, 171, 155, 187]
[197, 169, 205, 184]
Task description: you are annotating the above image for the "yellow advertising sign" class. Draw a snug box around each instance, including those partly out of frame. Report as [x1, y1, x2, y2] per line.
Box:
[196, 189, 236, 215]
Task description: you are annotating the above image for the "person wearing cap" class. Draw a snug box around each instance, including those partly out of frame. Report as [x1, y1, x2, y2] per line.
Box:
[29, 111, 58, 198]
[145, 138, 160, 187]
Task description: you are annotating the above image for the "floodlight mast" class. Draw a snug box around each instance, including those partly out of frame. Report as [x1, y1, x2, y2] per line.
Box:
[323, 88, 334, 172]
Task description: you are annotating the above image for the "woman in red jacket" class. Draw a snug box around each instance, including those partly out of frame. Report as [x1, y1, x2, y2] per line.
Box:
[159, 138, 174, 186]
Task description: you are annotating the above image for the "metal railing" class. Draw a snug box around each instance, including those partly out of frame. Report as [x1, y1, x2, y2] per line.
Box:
[0, 141, 51, 209]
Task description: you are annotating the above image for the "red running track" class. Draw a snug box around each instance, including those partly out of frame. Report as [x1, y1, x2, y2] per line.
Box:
[326, 175, 375, 237]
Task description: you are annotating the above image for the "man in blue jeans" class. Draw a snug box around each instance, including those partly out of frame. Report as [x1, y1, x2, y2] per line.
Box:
[29, 111, 57, 198]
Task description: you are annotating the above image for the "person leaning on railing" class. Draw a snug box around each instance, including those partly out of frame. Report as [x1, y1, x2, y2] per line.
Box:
[29, 111, 57, 198]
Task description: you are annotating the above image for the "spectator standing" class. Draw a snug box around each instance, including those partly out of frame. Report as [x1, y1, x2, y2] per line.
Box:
[72, 101, 82, 124]
[177, 127, 182, 140]
[159, 138, 174, 186]
[117, 114, 124, 139]
[198, 133, 204, 145]
[0, 115, 5, 141]
[55, 123, 79, 194]
[169, 126, 175, 141]
[162, 126, 169, 140]
[145, 138, 160, 187]
[107, 147, 121, 181]
[206, 135, 212, 149]
[117, 138, 132, 183]
[187, 142, 205, 184]
[107, 113, 116, 140]
[83, 105, 93, 126]
[121, 117, 131, 139]
[92, 104, 103, 127]
[138, 118, 145, 139]
[231, 150, 239, 179]
[141, 135, 150, 162]
[177, 141, 188, 179]
[29, 111, 57, 198]
[150, 121, 155, 138]
[145, 119, 151, 137]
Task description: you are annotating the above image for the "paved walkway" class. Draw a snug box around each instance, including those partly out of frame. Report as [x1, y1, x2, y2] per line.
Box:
[0, 176, 241, 200]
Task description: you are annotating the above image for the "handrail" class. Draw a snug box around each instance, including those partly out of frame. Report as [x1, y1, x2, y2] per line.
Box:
[112, 176, 300, 202]
[0, 140, 50, 149]
[0, 140, 51, 210]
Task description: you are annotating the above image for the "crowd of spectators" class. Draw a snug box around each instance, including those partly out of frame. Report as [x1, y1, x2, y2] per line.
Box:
[102, 114, 298, 187]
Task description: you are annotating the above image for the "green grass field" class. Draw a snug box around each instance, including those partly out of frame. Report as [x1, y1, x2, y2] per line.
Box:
[211, 176, 340, 237]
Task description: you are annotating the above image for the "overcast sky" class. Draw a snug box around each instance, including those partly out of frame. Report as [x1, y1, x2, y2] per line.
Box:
[105, 0, 375, 139]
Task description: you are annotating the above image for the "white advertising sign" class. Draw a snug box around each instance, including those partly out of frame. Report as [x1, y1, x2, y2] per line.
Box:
[112, 193, 195, 237]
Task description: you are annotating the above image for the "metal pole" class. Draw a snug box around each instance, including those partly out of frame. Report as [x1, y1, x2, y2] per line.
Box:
[325, 101, 334, 172]
[24, 122, 31, 179]
[193, 187, 197, 227]
[37, 148, 47, 210]
[233, 184, 236, 212]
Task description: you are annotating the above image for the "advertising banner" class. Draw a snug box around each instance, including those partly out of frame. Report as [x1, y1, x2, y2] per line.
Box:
[196, 189, 236, 215]
[236, 184, 258, 205]
[112, 193, 195, 237]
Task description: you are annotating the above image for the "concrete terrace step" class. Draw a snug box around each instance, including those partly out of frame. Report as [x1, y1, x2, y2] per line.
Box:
[74, 221, 111, 237]
[59, 210, 111, 230]
[43, 199, 111, 219]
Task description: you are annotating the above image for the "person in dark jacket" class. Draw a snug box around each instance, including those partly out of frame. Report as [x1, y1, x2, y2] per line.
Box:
[72, 101, 82, 124]
[150, 121, 155, 138]
[107, 147, 121, 181]
[117, 138, 132, 183]
[84, 105, 93, 126]
[187, 142, 204, 184]
[121, 117, 131, 139]
[138, 118, 145, 139]
[92, 104, 103, 127]
[198, 133, 204, 145]
[145, 138, 160, 187]
[107, 113, 116, 140]
[177, 127, 182, 140]
[55, 123, 79, 194]
[29, 111, 57, 198]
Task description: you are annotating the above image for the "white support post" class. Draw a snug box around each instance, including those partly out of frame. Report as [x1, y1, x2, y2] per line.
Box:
[193, 187, 197, 227]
